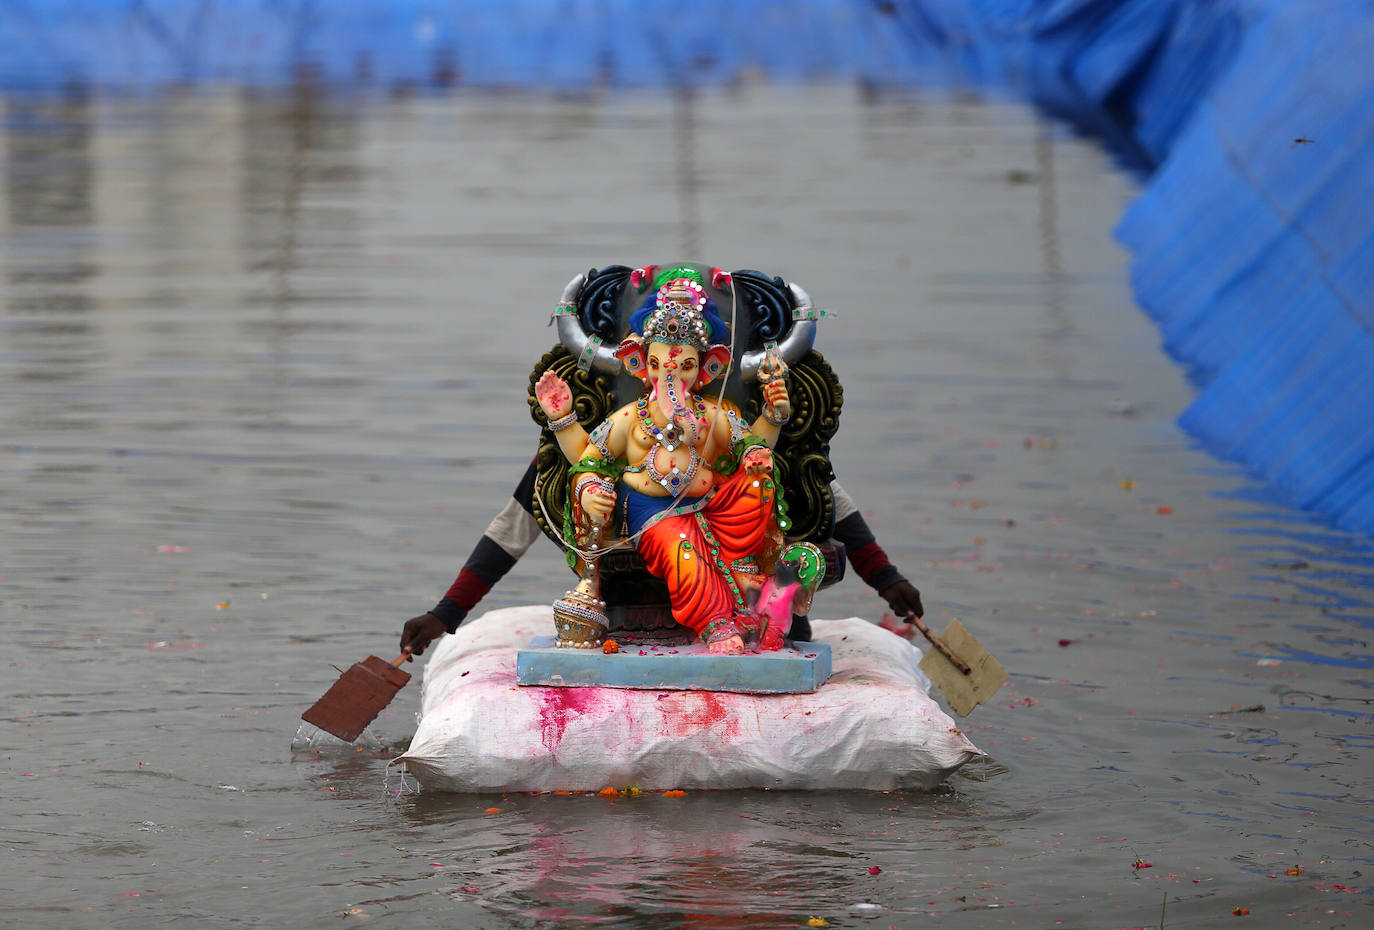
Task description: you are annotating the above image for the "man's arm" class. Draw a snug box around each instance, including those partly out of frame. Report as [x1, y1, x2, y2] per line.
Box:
[829, 480, 925, 620]
[400, 458, 543, 656]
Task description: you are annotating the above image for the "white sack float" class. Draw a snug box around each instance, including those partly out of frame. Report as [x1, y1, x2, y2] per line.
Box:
[396, 605, 984, 792]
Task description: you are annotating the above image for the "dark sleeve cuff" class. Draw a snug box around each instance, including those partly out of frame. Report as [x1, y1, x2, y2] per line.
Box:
[867, 565, 907, 595]
[430, 598, 469, 634]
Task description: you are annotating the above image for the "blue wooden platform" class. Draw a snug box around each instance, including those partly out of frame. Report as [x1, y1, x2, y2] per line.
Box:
[516, 637, 832, 694]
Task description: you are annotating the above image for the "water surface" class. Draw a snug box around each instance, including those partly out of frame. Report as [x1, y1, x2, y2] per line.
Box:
[3, 85, 1371, 927]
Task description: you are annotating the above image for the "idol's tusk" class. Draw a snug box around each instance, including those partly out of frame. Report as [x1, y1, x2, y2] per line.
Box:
[559, 272, 585, 306]
[553, 272, 621, 374]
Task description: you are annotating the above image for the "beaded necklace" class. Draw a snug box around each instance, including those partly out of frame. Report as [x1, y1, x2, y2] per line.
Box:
[635, 394, 710, 492]
[635, 395, 708, 451]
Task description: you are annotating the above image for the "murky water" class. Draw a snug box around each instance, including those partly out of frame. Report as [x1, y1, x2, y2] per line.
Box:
[4, 84, 1371, 927]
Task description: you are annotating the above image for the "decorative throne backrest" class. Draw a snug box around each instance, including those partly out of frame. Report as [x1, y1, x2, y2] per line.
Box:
[526, 263, 843, 636]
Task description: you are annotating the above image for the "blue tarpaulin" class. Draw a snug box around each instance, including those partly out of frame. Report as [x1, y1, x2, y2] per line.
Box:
[1117, 3, 1374, 534]
[3, 1, 1371, 533]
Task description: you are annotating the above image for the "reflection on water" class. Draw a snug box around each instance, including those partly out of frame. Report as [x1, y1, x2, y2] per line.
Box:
[396, 788, 989, 927]
[2, 83, 1372, 927]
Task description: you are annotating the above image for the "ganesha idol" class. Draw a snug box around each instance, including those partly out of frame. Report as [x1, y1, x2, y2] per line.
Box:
[530, 264, 840, 656]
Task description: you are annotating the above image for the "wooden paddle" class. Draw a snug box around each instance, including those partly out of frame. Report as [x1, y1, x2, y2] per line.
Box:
[301, 653, 412, 742]
[906, 614, 1008, 717]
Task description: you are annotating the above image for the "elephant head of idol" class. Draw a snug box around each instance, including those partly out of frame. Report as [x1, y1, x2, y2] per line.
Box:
[616, 275, 730, 422]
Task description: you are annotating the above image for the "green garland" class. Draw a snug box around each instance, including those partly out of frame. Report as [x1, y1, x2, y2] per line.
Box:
[569, 455, 626, 481]
[716, 434, 769, 476]
[652, 265, 704, 289]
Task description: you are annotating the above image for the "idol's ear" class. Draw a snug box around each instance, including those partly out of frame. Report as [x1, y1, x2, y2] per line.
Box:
[697, 344, 731, 387]
[616, 336, 648, 381]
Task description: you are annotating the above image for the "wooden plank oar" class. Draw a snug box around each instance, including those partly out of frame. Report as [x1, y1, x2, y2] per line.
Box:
[905, 612, 970, 673]
[904, 613, 1008, 718]
[301, 653, 412, 743]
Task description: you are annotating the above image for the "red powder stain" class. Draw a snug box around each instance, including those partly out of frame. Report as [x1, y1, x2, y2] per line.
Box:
[537, 688, 609, 756]
[658, 691, 741, 739]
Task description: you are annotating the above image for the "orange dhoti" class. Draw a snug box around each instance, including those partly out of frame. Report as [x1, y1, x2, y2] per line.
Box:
[634, 469, 778, 636]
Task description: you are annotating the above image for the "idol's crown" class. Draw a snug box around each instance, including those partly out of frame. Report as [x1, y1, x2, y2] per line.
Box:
[642, 278, 711, 351]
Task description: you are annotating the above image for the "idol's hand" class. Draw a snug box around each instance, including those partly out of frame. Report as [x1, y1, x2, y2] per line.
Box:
[742, 446, 774, 475]
[535, 370, 573, 419]
[579, 480, 616, 523]
[762, 377, 790, 420]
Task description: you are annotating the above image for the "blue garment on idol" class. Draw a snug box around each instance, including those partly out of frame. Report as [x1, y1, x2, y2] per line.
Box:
[619, 483, 704, 537]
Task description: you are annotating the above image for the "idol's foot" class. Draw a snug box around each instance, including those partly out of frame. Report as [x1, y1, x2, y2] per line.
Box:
[705, 619, 747, 656]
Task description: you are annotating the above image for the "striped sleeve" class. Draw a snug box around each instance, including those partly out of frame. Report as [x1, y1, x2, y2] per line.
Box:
[829, 480, 908, 594]
[431, 458, 542, 632]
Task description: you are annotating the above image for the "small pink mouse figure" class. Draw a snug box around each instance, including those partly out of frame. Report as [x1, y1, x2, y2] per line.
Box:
[751, 563, 801, 652]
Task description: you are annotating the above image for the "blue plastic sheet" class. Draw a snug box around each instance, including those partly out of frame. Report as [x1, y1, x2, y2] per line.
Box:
[1116, 2, 1374, 535]
[0, 1, 973, 92]
[880, 1, 1374, 536]
[2, 1, 1371, 534]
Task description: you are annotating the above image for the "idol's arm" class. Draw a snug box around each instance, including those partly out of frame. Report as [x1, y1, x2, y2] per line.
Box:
[748, 377, 790, 447]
